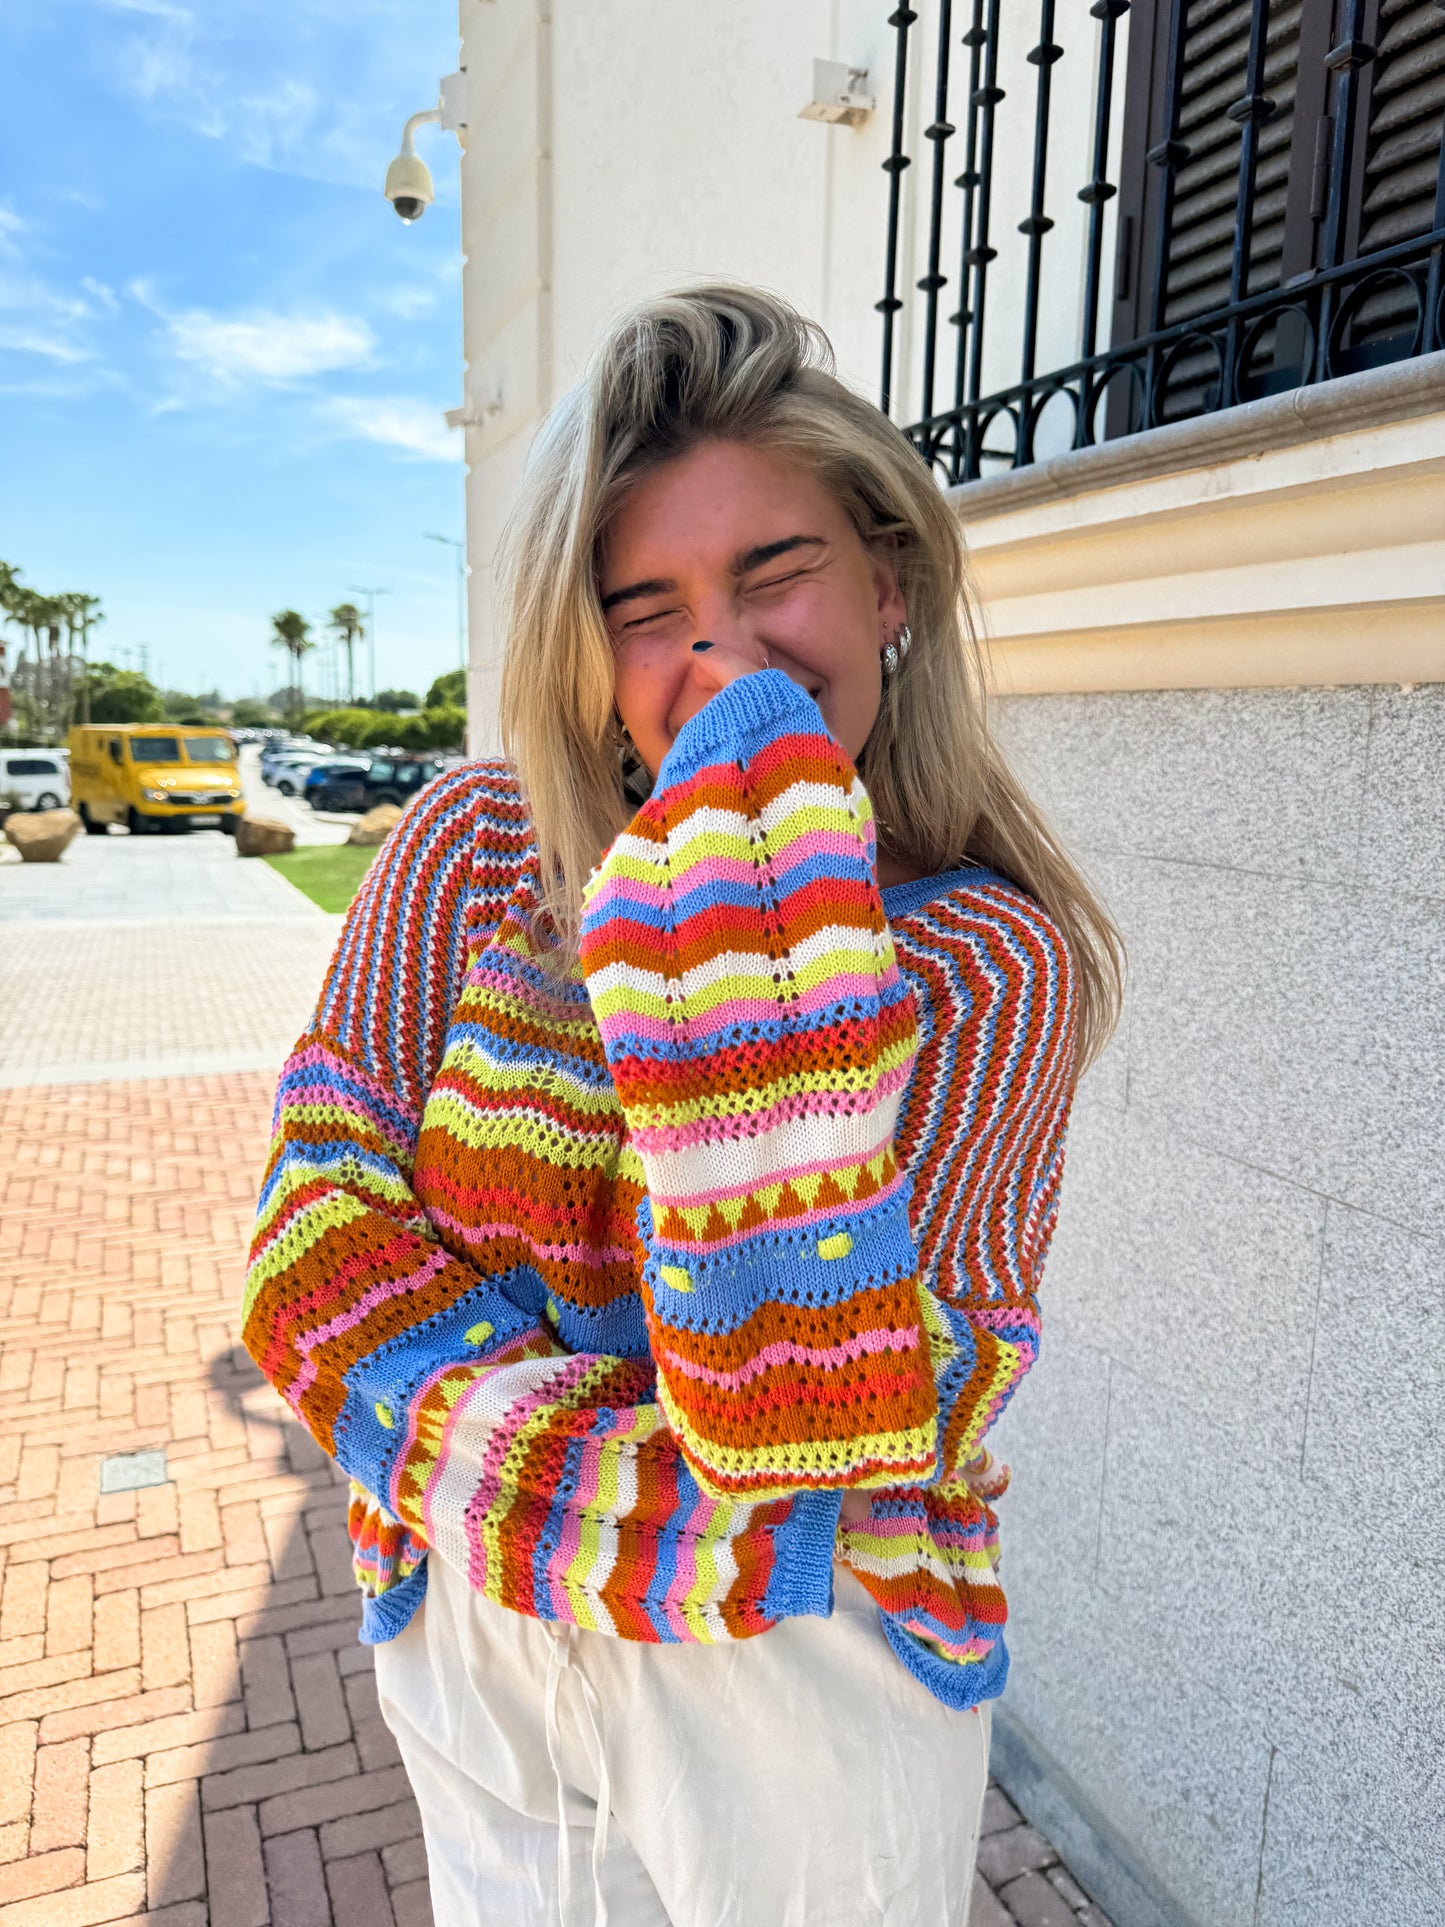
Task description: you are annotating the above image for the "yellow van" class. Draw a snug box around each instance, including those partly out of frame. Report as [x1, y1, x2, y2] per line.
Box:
[68, 724, 246, 836]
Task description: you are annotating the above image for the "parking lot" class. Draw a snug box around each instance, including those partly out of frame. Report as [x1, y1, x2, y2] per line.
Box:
[237, 748, 353, 847]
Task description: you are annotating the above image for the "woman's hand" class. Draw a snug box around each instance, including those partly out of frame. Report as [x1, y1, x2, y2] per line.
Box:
[666, 639, 771, 738]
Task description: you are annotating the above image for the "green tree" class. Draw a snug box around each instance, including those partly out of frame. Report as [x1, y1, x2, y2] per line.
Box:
[87, 664, 165, 724]
[423, 704, 466, 749]
[373, 688, 421, 714]
[231, 698, 279, 728]
[425, 668, 466, 710]
[162, 690, 218, 723]
[328, 604, 365, 706]
[9, 588, 64, 739]
[269, 612, 314, 724]
[0, 565, 25, 733]
[366, 712, 429, 751]
[303, 707, 375, 749]
[57, 592, 104, 726]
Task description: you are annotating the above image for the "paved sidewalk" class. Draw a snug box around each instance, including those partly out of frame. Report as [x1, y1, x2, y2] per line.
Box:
[0, 835, 326, 925]
[0, 831, 1113, 1927]
[0, 835, 430, 1924]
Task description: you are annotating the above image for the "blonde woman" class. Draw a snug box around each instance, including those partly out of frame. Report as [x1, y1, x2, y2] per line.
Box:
[244, 286, 1121, 1927]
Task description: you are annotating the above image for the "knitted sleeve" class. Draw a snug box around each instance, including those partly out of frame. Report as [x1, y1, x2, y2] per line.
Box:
[837, 874, 1078, 1706]
[579, 671, 944, 1500]
[242, 761, 839, 1642]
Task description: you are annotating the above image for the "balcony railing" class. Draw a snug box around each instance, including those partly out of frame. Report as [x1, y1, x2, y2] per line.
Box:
[880, 0, 1445, 485]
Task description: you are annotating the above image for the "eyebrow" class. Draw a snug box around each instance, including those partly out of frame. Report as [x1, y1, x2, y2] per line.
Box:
[599, 534, 827, 615]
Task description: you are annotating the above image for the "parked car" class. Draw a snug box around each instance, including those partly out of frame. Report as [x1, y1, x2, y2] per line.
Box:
[263, 744, 340, 796]
[67, 725, 245, 834]
[259, 738, 327, 784]
[299, 757, 370, 809]
[304, 754, 449, 814]
[0, 749, 71, 814]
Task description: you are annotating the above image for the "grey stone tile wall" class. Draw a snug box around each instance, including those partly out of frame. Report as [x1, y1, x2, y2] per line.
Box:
[989, 684, 1445, 1927]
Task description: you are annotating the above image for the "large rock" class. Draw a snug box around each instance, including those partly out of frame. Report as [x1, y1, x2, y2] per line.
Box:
[347, 804, 403, 847]
[234, 814, 295, 857]
[5, 808, 81, 862]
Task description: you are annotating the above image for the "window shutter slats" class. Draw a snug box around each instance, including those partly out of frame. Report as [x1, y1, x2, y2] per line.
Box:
[1351, 1, 1444, 347]
[1359, 2, 1445, 255]
[1163, 2, 1304, 330]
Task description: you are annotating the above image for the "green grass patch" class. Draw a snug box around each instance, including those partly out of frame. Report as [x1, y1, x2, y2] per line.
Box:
[265, 842, 379, 914]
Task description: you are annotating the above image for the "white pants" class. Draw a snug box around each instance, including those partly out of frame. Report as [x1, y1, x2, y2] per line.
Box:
[374, 1553, 991, 1927]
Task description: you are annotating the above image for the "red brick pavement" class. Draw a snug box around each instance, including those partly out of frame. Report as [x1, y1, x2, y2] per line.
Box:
[0, 1072, 1113, 1927]
[0, 1074, 431, 1926]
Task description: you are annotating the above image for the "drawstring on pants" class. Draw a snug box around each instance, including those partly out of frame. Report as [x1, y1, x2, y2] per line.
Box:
[542, 1620, 611, 1927]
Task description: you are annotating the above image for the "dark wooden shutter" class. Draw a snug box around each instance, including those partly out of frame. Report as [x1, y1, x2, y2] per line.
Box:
[1111, 1, 1327, 420]
[1108, 0, 1443, 424]
[1338, 0, 1445, 362]
[1358, 0, 1445, 252]
[1160, 0, 1304, 329]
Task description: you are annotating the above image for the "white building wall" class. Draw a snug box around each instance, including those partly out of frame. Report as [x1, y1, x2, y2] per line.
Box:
[456, 0, 1119, 748]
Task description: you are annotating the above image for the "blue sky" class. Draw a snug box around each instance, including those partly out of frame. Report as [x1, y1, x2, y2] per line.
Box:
[0, 0, 468, 704]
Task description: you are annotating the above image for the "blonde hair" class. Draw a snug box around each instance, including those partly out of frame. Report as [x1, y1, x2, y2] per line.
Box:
[498, 284, 1123, 1071]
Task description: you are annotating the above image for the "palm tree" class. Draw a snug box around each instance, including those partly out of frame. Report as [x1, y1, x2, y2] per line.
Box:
[269, 611, 314, 725]
[327, 603, 364, 706]
[11, 588, 50, 740]
[33, 595, 67, 740]
[0, 564, 19, 734]
[57, 591, 103, 727]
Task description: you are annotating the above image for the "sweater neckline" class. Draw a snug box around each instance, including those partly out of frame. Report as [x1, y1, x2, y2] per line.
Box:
[881, 864, 1000, 921]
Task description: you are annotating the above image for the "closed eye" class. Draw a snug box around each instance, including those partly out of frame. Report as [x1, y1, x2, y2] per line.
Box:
[747, 568, 812, 594]
[618, 605, 684, 633]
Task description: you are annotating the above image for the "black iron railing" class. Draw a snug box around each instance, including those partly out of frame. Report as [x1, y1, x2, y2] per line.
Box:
[881, 0, 1445, 484]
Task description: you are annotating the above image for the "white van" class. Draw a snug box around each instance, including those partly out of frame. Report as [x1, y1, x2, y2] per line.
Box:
[0, 749, 70, 813]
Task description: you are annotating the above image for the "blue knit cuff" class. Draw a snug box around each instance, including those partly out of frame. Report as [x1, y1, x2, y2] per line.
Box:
[880, 1613, 1010, 1709]
[657, 670, 828, 788]
[763, 1490, 843, 1621]
[358, 1561, 428, 1644]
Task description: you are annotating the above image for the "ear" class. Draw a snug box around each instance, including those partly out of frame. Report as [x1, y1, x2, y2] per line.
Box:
[868, 540, 908, 640]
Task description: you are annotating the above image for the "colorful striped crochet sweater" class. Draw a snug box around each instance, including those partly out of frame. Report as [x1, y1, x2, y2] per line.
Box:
[244, 672, 1076, 1709]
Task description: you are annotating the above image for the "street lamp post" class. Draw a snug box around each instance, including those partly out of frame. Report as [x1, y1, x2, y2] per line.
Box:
[424, 533, 467, 669]
[349, 586, 391, 702]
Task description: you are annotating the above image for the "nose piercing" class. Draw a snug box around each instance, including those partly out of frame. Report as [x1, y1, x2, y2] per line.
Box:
[691, 640, 714, 653]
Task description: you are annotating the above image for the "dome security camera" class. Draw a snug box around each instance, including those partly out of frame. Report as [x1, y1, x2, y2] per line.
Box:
[385, 148, 435, 224]
[383, 76, 467, 226]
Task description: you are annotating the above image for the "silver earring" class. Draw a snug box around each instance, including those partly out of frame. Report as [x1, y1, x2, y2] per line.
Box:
[896, 624, 912, 660]
[882, 643, 900, 678]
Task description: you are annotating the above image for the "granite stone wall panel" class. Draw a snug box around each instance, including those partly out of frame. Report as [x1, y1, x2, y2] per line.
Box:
[989, 1327, 1112, 1594]
[1254, 1748, 1445, 1927]
[1002, 1570, 1274, 1927]
[1300, 1204, 1444, 1528]
[1122, 865, 1444, 1238]
[1354, 684, 1445, 896]
[995, 688, 1373, 882]
[1042, 1106, 1325, 1465]
[990, 685, 1445, 1927]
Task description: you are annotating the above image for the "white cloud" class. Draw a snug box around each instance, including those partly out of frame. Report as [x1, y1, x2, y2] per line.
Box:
[0, 264, 102, 367]
[89, 0, 194, 18]
[135, 287, 376, 385]
[86, 0, 453, 195]
[82, 277, 120, 314]
[371, 283, 438, 321]
[318, 395, 461, 462]
[0, 326, 92, 364]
